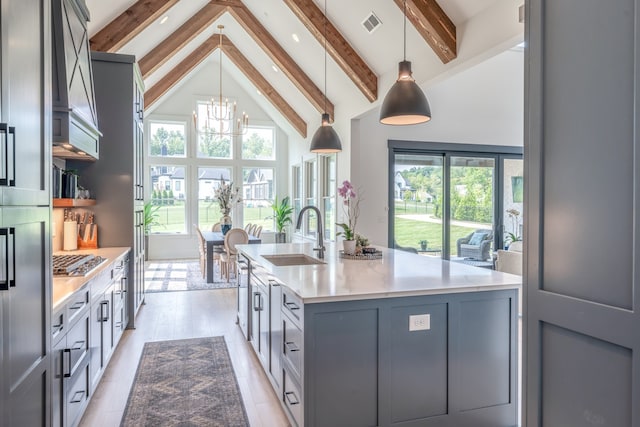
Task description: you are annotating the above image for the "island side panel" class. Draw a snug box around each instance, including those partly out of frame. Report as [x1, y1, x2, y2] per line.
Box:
[303, 289, 518, 427]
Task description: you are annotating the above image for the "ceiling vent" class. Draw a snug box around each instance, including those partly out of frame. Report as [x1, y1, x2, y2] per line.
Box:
[362, 12, 382, 34]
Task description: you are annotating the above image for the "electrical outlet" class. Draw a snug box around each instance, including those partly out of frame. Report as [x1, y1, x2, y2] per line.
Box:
[409, 314, 431, 331]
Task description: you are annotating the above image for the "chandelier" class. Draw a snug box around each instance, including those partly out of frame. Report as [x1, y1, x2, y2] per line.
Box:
[192, 25, 249, 137]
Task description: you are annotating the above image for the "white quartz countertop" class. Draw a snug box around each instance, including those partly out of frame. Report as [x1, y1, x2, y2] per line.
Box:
[53, 247, 131, 310]
[237, 243, 522, 303]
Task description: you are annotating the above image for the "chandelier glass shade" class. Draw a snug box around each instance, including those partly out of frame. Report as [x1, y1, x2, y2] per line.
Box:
[192, 25, 248, 138]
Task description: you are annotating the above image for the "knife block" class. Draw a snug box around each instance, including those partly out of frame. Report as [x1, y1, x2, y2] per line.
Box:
[78, 225, 98, 249]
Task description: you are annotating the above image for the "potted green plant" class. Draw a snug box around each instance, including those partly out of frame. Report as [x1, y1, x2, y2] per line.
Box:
[143, 201, 161, 260]
[271, 196, 294, 243]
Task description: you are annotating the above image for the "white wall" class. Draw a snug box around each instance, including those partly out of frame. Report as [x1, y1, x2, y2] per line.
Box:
[352, 49, 524, 246]
[145, 60, 290, 260]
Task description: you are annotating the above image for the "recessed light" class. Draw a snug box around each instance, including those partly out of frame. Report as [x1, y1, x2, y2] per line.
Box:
[62, 143, 72, 149]
[271, 65, 279, 73]
[292, 33, 300, 43]
[160, 15, 169, 24]
[256, 90, 262, 96]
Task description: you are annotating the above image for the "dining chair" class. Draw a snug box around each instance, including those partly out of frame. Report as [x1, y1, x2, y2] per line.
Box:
[244, 223, 252, 232]
[220, 228, 249, 282]
[211, 222, 222, 232]
[193, 225, 207, 278]
[249, 223, 258, 237]
[253, 225, 263, 238]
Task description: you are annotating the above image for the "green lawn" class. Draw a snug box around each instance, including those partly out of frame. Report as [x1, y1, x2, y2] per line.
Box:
[394, 217, 478, 255]
[150, 200, 274, 234]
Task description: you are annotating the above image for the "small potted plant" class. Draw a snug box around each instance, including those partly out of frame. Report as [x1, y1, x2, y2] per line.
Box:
[356, 234, 369, 254]
[143, 201, 161, 260]
[336, 180, 361, 255]
[271, 196, 294, 243]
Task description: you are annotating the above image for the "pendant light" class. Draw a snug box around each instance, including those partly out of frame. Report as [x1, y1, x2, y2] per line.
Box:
[379, 0, 431, 125]
[310, 0, 342, 153]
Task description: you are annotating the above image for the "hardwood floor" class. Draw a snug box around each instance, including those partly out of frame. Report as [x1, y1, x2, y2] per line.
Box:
[79, 288, 289, 427]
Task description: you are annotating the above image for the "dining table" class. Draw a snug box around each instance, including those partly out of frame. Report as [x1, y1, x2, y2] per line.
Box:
[201, 230, 261, 283]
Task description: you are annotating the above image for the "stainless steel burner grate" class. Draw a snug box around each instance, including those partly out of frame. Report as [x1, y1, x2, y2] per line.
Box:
[53, 254, 106, 276]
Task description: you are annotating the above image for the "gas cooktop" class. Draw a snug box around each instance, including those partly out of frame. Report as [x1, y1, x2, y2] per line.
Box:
[53, 254, 107, 276]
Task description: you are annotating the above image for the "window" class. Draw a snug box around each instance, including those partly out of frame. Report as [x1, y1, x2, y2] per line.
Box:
[303, 159, 317, 237]
[292, 165, 302, 226]
[320, 155, 336, 240]
[242, 126, 275, 160]
[149, 121, 186, 157]
[149, 165, 186, 233]
[242, 167, 274, 230]
[195, 101, 232, 159]
[197, 167, 232, 229]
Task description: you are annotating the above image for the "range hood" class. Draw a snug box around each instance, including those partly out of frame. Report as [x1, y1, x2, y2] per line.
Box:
[52, 0, 101, 160]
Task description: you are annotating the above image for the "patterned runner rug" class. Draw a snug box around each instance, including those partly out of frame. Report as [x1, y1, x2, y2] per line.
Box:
[121, 336, 249, 427]
[145, 260, 236, 292]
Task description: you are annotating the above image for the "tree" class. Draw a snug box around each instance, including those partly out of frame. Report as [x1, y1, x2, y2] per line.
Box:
[242, 131, 273, 159]
[198, 134, 231, 158]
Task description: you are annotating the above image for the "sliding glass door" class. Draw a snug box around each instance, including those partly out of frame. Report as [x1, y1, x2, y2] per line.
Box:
[449, 156, 495, 260]
[389, 142, 522, 263]
[392, 154, 444, 255]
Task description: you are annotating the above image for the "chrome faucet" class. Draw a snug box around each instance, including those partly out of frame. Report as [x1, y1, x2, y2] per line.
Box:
[295, 205, 325, 259]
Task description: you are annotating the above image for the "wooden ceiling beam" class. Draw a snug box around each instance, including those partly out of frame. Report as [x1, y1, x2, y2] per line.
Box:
[90, 0, 180, 52]
[138, 2, 228, 78]
[221, 36, 307, 138]
[394, 0, 457, 63]
[144, 35, 219, 109]
[227, 3, 334, 120]
[282, 0, 377, 103]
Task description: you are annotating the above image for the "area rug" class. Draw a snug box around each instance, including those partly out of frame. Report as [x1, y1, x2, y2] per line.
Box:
[145, 260, 236, 292]
[121, 336, 249, 427]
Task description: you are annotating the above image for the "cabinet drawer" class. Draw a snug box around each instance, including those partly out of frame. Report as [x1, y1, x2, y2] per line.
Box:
[67, 359, 90, 427]
[283, 366, 303, 427]
[282, 314, 303, 379]
[282, 287, 303, 326]
[67, 286, 90, 328]
[66, 311, 89, 378]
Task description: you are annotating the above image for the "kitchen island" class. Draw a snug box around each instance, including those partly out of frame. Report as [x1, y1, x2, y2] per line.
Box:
[237, 243, 521, 427]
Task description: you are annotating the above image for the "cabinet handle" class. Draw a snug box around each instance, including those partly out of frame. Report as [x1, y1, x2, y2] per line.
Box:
[69, 390, 85, 404]
[101, 300, 109, 321]
[284, 341, 300, 352]
[63, 349, 72, 378]
[284, 391, 300, 405]
[69, 301, 85, 311]
[284, 301, 300, 311]
[0, 227, 15, 290]
[0, 124, 13, 186]
[70, 340, 85, 351]
[253, 292, 260, 311]
[7, 126, 15, 187]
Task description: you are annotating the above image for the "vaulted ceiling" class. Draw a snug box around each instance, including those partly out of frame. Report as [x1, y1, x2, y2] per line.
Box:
[85, 0, 522, 140]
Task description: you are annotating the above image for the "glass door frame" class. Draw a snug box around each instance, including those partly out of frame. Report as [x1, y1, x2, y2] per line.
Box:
[388, 140, 523, 259]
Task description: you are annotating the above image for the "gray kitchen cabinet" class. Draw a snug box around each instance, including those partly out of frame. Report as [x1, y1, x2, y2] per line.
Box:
[69, 52, 145, 328]
[250, 279, 270, 368]
[0, 0, 51, 206]
[0, 0, 51, 425]
[52, 285, 91, 427]
[0, 207, 51, 426]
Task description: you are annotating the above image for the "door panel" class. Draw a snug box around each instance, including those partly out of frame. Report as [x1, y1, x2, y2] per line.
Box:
[525, 0, 640, 425]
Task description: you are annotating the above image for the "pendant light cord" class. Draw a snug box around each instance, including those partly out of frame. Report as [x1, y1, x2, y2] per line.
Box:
[403, 0, 407, 61]
[324, 0, 327, 114]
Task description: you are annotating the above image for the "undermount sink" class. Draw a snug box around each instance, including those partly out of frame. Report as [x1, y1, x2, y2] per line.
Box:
[262, 253, 325, 266]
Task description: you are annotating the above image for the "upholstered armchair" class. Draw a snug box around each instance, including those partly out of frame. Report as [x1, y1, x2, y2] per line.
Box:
[495, 240, 523, 275]
[456, 229, 493, 261]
